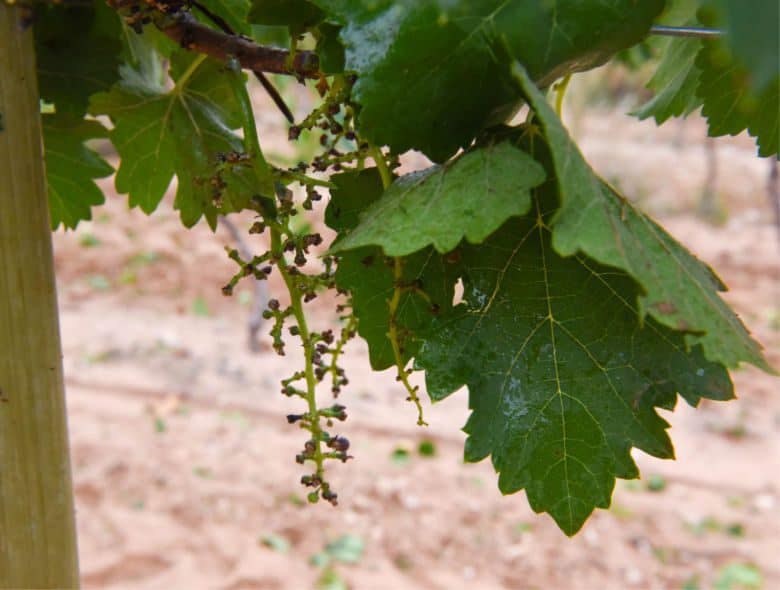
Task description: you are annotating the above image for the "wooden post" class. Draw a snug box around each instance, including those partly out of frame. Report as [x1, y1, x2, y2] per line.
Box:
[0, 6, 80, 588]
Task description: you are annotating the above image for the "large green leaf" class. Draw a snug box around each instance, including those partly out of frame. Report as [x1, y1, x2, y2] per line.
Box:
[43, 116, 113, 230]
[337, 246, 456, 370]
[325, 167, 384, 233]
[720, 0, 779, 92]
[696, 42, 779, 158]
[249, 0, 325, 36]
[417, 210, 733, 535]
[89, 52, 261, 227]
[638, 2, 779, 157]
[314, 0, 663, 161]
[315, 22, 346, 74]
[326, 170, 456, 370]
[513, 64, 771, 371]
[632, 0, 703, 123]
[633, 35, 702, 123]
[330, 142, 546, 256]
[34, 3, 122, 118]
[197, 0, 253, 34]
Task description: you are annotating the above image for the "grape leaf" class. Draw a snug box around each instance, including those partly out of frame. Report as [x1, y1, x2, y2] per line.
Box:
[634, 1, 779, 144]
[118, 22, 171, 86]
[43, 115, 113, 230]
[315, 22, 346, 74]
[34, 2, 122, 117]
[325, 167, 384, 234]
[416, 210, 733, 535]
[89, 52, 262, 227]
[337, 246, 456, 370]
[314, 0, 663, 161]
[696, 42, 779, 158]
[633, 35, 702, 123]
[326, 170, 456, 370]
[249, 0, 325, 33]
[632, 0, 703, 123]
[720, 0, 779, 92]
[329, 142, 546, 256]
[513, 64, 771, 371]
[197, 0, 252, 35]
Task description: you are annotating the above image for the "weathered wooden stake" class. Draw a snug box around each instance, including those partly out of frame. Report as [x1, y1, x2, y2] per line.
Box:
[0, 6, 80, 588]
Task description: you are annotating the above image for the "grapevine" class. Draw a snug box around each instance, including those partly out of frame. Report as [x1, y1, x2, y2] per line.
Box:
[1, 0, 777, 551]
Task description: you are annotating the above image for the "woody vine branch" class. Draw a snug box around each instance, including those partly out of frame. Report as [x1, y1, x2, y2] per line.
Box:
[107, 0, 320, 79]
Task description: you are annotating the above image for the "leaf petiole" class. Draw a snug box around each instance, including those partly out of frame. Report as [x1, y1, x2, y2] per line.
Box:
[554, 74, 571, 118]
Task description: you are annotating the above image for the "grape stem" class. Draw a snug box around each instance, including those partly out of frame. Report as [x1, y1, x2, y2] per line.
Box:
[225, 58, 274, 192]
[228, 64, 327, 483]
[554, 74, 571, 118]
[278, 169, 336, 189]
[371, 146, 393, 188]
[273, 230, 327, 481]
[329, 314, 357, 390]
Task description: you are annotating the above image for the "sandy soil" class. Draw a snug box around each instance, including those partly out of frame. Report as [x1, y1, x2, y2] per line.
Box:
[50, 92, 780, 590]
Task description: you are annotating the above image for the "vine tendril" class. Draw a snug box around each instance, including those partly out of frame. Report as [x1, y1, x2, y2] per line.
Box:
[388, 257, 428, 426]
[370, 145, 428, 426]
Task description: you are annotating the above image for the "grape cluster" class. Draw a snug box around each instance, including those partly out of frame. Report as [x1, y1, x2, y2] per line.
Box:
[286, 75, 402, 175]
[219, 81, 369, 503]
